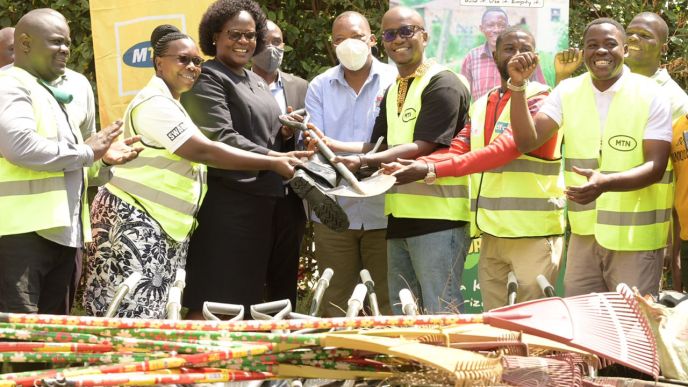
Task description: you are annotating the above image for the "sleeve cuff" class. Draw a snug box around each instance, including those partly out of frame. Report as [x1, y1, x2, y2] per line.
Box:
[434, 159, 456, 178]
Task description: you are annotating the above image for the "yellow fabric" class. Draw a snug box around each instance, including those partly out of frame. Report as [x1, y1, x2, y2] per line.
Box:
[469, 82, 564, 237]
[106, 76, 207, 241]
[384, 63, 470, 221]
[672, 115, 688, 240]
[561, 72, 673, 251]
[0, 67, 90, 239]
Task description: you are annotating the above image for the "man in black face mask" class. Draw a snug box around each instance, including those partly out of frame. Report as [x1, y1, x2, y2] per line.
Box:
[251, 20, 307, 115]
[250, 20, 308, 306]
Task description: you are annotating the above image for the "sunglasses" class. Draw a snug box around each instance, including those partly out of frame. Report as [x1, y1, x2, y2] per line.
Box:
[161, 54, 205, 67]
[227, 29, 257, 41]
[381, 25, 424, 42]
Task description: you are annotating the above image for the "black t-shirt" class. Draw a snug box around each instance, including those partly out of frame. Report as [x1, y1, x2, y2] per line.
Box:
[181, 59, 286, 197]
[371, 69, 471, 239]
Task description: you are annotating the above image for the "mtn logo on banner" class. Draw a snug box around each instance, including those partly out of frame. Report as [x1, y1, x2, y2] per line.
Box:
[123, 41, 153, 68]
[114, 14, 187, 97]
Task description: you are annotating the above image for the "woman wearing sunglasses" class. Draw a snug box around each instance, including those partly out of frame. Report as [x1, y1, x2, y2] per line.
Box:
[81, 24, 303, 319]
[179, 0, 309, 319]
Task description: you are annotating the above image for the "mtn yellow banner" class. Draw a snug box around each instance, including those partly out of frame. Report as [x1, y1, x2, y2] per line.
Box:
[89, 0, 212, 128]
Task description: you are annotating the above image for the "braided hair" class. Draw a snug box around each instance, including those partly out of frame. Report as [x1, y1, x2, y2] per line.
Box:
[150, 24, 192, 70]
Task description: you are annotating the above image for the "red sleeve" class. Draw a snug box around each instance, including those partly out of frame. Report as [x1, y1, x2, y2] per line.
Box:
[418, 124, 471, 163]
[432, 91, 557, 178]
[434, 128, 521, 177]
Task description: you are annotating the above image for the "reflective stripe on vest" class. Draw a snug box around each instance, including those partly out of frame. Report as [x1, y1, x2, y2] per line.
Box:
[0, 67, 89, 238]
[384, 63, 470, 221]
[469, 82, 565, 237]
[561, 72, 673, 251]
[106, 76, 207, 242]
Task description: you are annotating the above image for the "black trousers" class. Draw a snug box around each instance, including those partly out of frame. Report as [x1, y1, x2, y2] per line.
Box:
[0, 232, 75, 314]
[183, 182, 306, 312]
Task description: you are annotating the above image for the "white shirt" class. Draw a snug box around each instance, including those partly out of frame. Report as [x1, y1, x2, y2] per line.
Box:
[652, 68, 688, 123]
[540, 66, 672, 142]
[131, 76, 197, 153]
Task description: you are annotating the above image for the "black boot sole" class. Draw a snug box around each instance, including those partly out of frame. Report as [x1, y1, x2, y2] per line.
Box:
[290, 174, 349, 232]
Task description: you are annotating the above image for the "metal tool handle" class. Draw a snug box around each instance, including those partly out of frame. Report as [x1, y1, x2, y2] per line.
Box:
[202, 302, 244, 321]
[166, 287, 182, 320]
[250, 299, 292, 321]
[104, 272, 142, 318]
[309, 268, 334, 316]
[399, 288, 418, 316]
[345, 284, 367, 319]
[360, 269, 380, 316]
[279, 113, 366, 194]
[536, 275, 556, 297]
[172, 268, 186, 290]
[507, 271, 518, 306]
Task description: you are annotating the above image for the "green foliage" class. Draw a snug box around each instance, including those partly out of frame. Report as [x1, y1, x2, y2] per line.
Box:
[0, 0, 95, 82]
[261, 0, 387, 81]
[568, 0, 688, 88]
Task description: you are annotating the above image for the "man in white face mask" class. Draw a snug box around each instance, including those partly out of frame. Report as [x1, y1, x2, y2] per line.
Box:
[252, 20, 308, 115]
[299, 11, 397, 317]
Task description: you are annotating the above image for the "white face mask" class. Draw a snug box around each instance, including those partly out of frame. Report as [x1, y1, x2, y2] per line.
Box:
[252, 45, 284, 73]
[335, 38, 370, 71]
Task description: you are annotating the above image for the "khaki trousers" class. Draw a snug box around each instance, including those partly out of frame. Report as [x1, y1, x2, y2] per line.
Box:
[478, 234, 563, 311]
[564, 234, 664, 297]
[313, 222, 390, 317]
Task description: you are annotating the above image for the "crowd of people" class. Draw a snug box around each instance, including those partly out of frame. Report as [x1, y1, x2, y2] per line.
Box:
[0, 0, 687, 322]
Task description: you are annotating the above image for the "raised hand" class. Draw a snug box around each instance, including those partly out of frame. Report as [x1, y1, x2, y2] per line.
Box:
[85, 120, 123, 161]
[102, 135, 144, 166]
[554, 48, 583, 83]
[564, 166, 608, 204]
[507, 52, 539, 85]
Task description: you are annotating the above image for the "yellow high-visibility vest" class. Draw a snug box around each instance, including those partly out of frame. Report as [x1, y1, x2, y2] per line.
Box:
[106, 76, 207, 242]
[561, 72, 673, 251]
[470, 82, 565, 237]
[385, 63, 470, 221]
[0, 66, 90, 240]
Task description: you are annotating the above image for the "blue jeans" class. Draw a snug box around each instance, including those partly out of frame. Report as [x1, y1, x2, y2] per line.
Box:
[387, 225, 470, 314]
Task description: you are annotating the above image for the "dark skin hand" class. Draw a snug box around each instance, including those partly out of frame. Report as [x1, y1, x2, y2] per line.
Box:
[565, 140, 670, 204]
[508, 50, 670, 201]
[334, 141, 436, 172]
[102, 134, 144, 166]
[381, 159, 428, 184]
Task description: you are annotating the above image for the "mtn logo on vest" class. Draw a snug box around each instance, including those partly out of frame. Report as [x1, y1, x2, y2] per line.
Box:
[608, 135, 637, 152]
[402, 108, 418, 122]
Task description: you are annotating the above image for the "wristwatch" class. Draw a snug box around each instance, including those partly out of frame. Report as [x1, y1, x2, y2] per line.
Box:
[424, 162, 436, 185]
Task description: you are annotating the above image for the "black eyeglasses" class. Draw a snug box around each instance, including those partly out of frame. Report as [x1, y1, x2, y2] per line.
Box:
[381, 25, 424, 42]
[227, 29, 257, 41]
[160, 54, 205, 67]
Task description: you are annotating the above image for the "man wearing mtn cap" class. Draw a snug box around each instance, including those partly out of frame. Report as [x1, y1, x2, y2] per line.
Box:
[508, 17, 673, 297]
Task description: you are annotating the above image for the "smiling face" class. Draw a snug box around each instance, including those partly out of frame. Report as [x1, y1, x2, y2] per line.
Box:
[155, 38, 202, 99]
[381, 7, 427, 77]
[625, 14, 666, 74]
[480, 11, 508, 50]
[583, 22, 626, 90]
[22, 13, 71, 82]
[214, 10, 256, 75]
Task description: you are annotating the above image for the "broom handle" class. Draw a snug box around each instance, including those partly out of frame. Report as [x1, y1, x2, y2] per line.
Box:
[0, 312, 494, 331]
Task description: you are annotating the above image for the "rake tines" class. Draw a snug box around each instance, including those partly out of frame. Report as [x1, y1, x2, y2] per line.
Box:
[502, 354, 583, 387]
[484, 285, 659, 377]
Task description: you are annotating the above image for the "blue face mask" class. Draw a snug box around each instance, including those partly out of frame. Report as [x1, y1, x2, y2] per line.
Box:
[252, 45, 284, 73]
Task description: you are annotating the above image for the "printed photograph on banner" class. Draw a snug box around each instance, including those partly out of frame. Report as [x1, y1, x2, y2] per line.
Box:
[390, 0, 569, 100]
[115, 15, 188, 97]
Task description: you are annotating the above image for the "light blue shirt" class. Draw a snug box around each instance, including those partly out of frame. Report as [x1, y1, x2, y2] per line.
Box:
[268, 72, 287, 115]
[305, 58, 397, 230]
